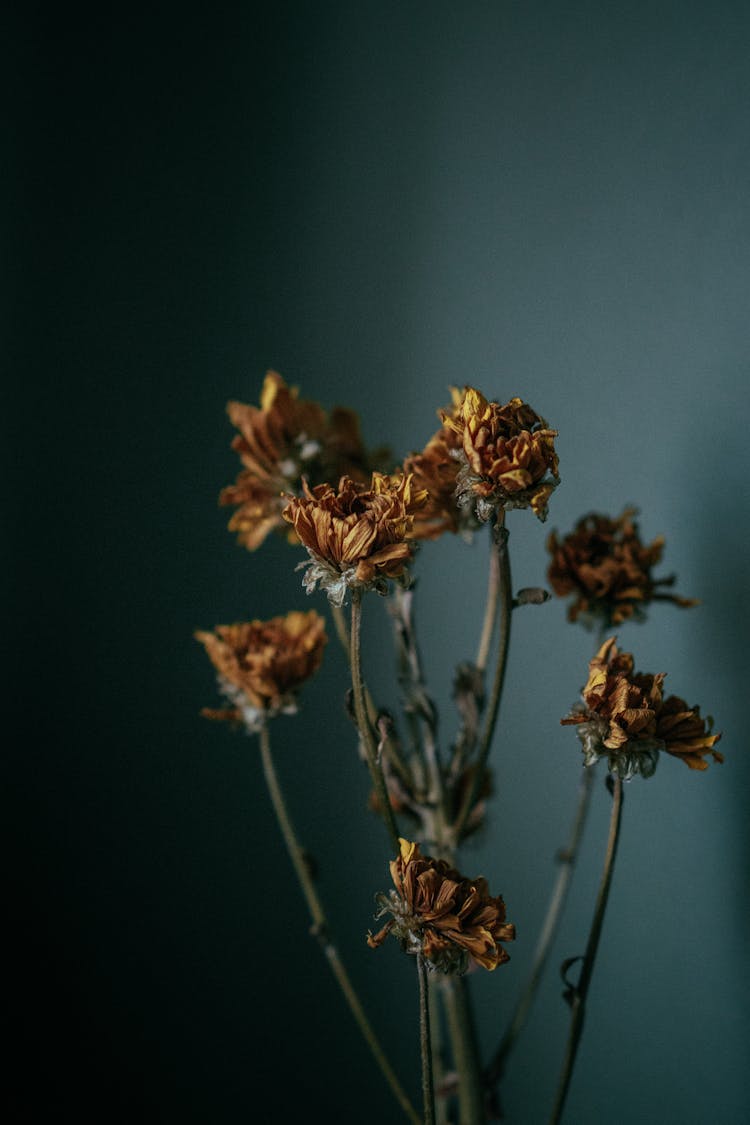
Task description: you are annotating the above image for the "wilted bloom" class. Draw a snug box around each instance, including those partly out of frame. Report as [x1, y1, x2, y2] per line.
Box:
[367, 838, 515, 974]
[195, 610, 327, 731]
[656, 694, 724, 771]
[281, 473, 427, 606]
[547, 509, 698, 627]
[220, 371, 380, 550]
[561, 638, 722, 779]
[441, 388, 559, 522]
[399, 389, 476, 541]
[402, 429, 463, 540]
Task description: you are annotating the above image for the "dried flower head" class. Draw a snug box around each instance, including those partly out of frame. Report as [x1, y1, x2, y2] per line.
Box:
[562, 637, 722, 779]
[441, 388, 559, 522]
[656, 694, 724, 772]
[402, 429, 463, 540]
[547, 509, 699, 628]
[367, 838, 515, 974]
[281, 473, 428, 606]
[195, 610, 327, 731]
[220, 371, 380, 550]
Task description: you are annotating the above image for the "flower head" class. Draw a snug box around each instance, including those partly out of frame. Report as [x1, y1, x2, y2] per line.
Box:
[367, 838, 515, 974]
[281, 473, 427, 606]
[441, 388, 559, 522]
[562, 638, 722, 779]
[401, 429, 463, 540]
[547, 509, 698, 628]
[195, 610, 327, 731]
[220, 371, 380, 550]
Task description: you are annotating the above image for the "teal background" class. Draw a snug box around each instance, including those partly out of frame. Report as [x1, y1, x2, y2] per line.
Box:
[12, 3, 749, 1121]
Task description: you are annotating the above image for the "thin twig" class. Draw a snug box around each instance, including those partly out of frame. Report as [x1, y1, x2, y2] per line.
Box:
[350, 592, 401, 853]
[486, 767, 595, 1087]
[257, 723, 420, 1124]
[549, 776, 625, 1125]
[454, 516, 512, 841]
[418, 954, 435, 1125]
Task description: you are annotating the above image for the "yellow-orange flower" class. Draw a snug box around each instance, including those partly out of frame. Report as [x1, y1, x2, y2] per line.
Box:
[547, 509, 698, 627]
[367, 838, 515, 974]
[281, 473, 427, 605]
[441, 388, 559, 522]
[220, 371, 379, 550]
[195, 610, 327, 730]
[562, 638, 722, 778]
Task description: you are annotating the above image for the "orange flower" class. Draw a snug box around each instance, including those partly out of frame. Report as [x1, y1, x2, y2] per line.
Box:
[441, 388, 559, 522]
[562, 638, 722, 778]
[547, 509, 698, 627]
[220, 371, 380, 550]
[281, 473, 427, 605]
[195, 610, 327, 730]
[367, 838, 515, 974]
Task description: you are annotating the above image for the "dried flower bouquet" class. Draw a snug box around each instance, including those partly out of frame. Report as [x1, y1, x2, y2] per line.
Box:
[196, 373, 722, 1124]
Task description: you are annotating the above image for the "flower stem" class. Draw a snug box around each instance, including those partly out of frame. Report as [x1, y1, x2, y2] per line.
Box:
[333, 601, 413, 790]
[486, 767, 595, 1088]
[441, 975, 485, 1125]
[428, 975, 449, 1125]
[475, 529, 501, 672]
[258, 723, 420, 1125]
[548, 776, 625, 1125]
[418, 954, 436, 1125]
[350, 592, 401, 853]
[454, 517, 512, 842]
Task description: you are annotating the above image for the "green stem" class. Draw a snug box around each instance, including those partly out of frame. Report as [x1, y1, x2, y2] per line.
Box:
[486, 767, 595, 1087]
[258, 724, 420, 1125]
[350, 592, 401, 853]
[441, 976, 485, 1125]
[454, 517, 512, 842]
[549, 777, 625, 1125]
[418, 955, 435, 1125]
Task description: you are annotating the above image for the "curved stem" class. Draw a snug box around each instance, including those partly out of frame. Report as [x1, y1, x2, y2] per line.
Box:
[475, 530, 501, 673]
[454, 518, 512, 842]
[333, 601, 413, 790]
[330, 602, 352, 658]
[350, 592, 401, 853]
[549, 777, 624, 1125]
[258, 724, 419, 1125]
[486, 767, 595, 1087]
[418, 954, 435, 1125]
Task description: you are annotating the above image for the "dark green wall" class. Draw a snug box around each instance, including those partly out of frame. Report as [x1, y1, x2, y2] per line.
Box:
[12, 3, 749, 1121]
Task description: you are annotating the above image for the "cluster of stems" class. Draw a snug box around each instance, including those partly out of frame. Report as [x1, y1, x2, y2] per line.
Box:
[253, 519, 627, 1124]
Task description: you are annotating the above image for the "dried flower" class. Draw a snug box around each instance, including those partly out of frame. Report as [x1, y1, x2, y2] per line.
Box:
[220, 371, 380, 550]
[547, 509, 698, 628]
[402, 429, 463, 540]
[561, 638, 722, 779]
[281, 473, 427, 606]
[367, 838, 515, 974]
[656, 694, 724, 772]
[441, 388, 559, 522]
[195, 610, 327, 731]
